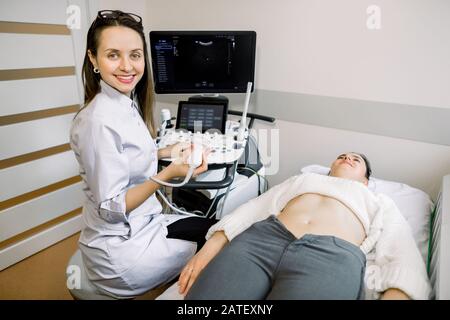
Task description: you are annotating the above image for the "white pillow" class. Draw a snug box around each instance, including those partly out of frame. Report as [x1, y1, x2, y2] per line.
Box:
[301, 165, 433, 263]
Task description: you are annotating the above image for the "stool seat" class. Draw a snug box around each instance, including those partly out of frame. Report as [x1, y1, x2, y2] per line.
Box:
[66, 249, 116, 300]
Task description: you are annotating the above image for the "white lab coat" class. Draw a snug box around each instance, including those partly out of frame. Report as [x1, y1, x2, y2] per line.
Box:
[70, 81, 196, 298]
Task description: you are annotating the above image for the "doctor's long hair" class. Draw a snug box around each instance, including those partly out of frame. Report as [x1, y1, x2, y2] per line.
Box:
[80, 11, 156, 137]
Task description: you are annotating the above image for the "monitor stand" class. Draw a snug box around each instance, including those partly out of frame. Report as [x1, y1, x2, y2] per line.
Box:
[188, 94, 229, 107]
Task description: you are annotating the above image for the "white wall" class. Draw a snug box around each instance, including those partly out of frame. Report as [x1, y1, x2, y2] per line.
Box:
[92, 0, 450, 199]
[155, 101, 450, 201]
[0, 0, 89, 270]
[253, 119, 450, 201]
[146, 0, 450, 109]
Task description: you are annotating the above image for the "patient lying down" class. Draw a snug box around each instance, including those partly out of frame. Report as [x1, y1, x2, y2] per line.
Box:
[177, 153, 431, 300]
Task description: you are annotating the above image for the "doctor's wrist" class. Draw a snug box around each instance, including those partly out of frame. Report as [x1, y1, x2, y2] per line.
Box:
[157, 148, 163, 160]
[157, 147, 170, 160]
[154, 166, 175, 183]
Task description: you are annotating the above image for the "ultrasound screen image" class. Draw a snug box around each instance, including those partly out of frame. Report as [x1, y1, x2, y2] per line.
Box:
[150, 31, 256, 93]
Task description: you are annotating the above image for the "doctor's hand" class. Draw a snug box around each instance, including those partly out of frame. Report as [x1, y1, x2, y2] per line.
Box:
[166, 147, 210, 179]
[178, 231, 229, 296]
[158, 142, 192, 160]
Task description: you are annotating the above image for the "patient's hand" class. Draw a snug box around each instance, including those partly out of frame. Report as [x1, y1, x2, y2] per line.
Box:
[178, 231, 228, 296]
[380, 288, 410, 300]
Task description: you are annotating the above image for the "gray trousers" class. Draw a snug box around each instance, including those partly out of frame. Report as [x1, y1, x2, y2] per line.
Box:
[186, 215, 366, 300]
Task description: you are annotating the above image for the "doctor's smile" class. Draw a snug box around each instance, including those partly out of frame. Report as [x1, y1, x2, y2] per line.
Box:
[114, 74, 136, 84]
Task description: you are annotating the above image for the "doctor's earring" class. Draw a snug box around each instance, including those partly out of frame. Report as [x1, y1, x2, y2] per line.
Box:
[93, 67, 100, 74]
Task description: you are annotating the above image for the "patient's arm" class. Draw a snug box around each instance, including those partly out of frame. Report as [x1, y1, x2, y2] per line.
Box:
[177, 175, 303, 296]
[178, 231, 228, 296]
[380, 288, 410, 300]
[373, 195, 431, 300]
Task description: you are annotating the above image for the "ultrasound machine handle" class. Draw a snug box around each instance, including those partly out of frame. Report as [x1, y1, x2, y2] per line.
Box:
[159, 161, 237, 190]
[228, 110, 275, 130]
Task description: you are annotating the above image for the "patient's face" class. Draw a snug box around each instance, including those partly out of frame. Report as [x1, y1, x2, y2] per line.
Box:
[329, 153, 368, 185]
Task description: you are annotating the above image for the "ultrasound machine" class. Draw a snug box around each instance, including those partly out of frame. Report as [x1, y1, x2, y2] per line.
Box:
[149, 30, 275, 219]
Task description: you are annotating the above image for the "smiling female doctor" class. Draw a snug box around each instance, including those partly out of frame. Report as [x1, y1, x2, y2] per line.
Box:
[70, 10, 214, 298]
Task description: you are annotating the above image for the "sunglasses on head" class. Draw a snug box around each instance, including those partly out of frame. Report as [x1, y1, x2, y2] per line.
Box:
[97, 10, 142, 24]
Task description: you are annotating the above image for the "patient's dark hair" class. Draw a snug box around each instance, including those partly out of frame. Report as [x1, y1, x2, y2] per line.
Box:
[354, 152, 372, 180]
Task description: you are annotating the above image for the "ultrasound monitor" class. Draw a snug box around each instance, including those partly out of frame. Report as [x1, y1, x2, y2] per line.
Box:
[149, 31, 256, 94]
